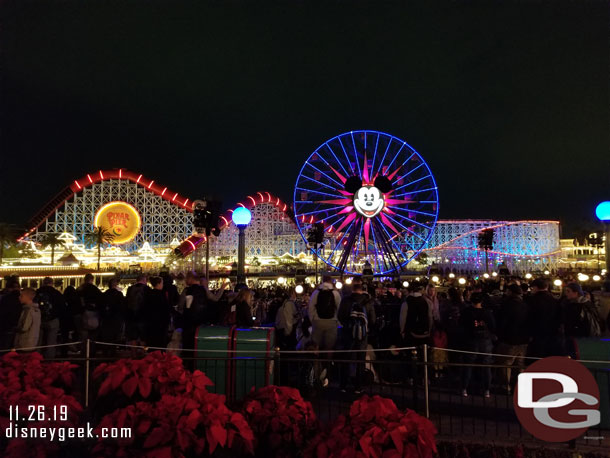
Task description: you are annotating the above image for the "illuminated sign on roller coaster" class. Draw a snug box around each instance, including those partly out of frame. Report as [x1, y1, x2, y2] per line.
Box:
[94, 201, 141, 245]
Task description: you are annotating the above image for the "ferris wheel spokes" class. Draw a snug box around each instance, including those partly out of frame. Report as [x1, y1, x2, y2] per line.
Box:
[294, 130, 439, 275]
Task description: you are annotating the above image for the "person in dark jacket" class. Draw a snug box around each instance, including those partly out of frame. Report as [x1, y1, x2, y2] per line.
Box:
[63, 286, 81, 348]
[179, 272, 207, 367]
[199, 277, 230, 325]
[143, 276, 171, 348]
[231, 288, 254, 328]
[100, 278, 126, 354]
[495, 284, 530, 393]
[526, 278, 563, 357]
[36, 277, 66, 359]
[399, 285, 432, 385]
[125, 275, 149, 346]
[161, 273, 180, 330]
[460, 292, 496, 398]
[76, 273, 103, 344]
[562, 282, 598, 338]
[0, 279, 23, 351]
[337, 279, 375, 392]
[399, 285, 432, 346]
[441, 287, 464, 350]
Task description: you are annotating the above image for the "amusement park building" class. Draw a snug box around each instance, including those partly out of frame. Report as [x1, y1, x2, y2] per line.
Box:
[16, 169, 560, 274]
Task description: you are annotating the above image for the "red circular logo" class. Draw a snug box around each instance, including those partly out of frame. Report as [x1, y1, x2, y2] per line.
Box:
[513, 356, 600, 442]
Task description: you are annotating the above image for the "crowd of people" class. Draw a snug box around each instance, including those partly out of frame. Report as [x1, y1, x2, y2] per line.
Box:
[0, 271, 608, 397]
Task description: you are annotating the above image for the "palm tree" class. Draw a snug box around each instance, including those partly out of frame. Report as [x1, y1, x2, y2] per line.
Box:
[39, 232, 65, 265]
[0, 223, 17, 266]
[84, 227, 115, 270]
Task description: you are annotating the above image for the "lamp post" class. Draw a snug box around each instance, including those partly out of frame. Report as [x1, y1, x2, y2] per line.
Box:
[307, 222, 325, 285]
[232, 207, 252, 285]
[595, 201, 610, 291]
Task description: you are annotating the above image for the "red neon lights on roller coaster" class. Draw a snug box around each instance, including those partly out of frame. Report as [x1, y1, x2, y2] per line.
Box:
[248, 196, 256, 206]
[25, 169, 194, 241]
[69, 170, 191, 210]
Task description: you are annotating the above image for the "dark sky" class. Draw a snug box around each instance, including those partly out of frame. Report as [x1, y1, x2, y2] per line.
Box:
[1, 1, 608, 236]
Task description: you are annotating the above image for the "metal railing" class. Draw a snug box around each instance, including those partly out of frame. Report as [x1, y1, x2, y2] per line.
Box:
[3, 340, 609, 450]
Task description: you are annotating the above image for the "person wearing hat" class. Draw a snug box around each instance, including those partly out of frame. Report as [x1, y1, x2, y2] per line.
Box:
[562, 282, 601, 339]
[495, 284, 530, 394]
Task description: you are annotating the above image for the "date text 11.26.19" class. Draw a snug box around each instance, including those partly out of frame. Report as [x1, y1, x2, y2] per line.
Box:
[9, 405, 68, 422]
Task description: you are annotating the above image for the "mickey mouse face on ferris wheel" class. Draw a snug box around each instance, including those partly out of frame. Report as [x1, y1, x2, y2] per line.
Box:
[345, 175, 393, 219]
[353, 186, 384, 218]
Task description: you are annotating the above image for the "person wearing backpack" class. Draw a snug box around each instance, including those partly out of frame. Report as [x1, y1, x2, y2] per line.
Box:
[77, 273, 103, 353]
[308, 276, 341, 352]
[337, 279, 374, 392]
[125, 274, 149, 346]
[399, 284, 432, 385]
[459, 292, 496, 398]
[35, 277, 66, 359]
[399, 284, 432, 346]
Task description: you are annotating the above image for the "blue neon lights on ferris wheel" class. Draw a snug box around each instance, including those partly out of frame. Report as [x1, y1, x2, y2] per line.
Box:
[293, 129, 439, 275]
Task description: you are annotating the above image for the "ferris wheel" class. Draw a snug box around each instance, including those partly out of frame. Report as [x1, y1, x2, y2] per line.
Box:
[294, 130, 439, 275]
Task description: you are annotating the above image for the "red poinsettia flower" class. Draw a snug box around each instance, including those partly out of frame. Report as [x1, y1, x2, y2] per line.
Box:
[305, 395, 437, 458]
[92, 393, 254, 457]
[93, 351, 214, 407]
[241, 385, 318, 457]
[0, 352, 83, 458]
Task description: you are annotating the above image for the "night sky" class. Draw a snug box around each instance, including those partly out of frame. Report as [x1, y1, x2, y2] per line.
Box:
[1, 1, 608, 236]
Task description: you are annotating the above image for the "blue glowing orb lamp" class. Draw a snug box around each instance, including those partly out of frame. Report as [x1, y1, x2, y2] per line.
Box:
[232, 207, 252, 227]
[232, 207, 252, 285]
[595, 201, 610, 222]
